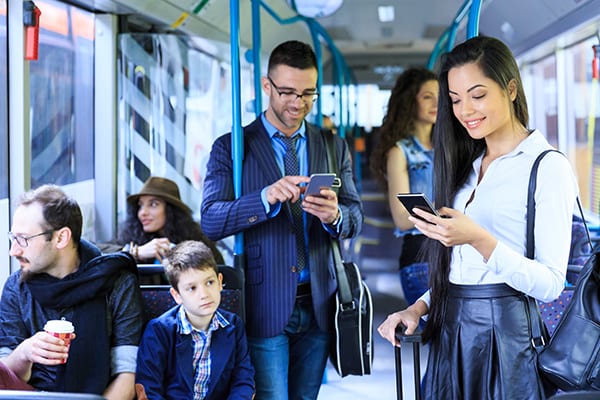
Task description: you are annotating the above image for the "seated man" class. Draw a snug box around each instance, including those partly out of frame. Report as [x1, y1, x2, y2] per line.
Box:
[136, 240, 254, 400]
[0, 185, 143, 400]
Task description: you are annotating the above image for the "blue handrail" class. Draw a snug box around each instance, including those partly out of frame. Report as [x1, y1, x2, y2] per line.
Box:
[230, 0, 244, 257]
[251, 0, 262, 115]
[427, 0, 482, 69]
[466, 0, 482, 39]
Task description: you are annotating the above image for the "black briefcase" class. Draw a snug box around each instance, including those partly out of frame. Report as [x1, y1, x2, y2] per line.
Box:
[329, 253, 374, 377]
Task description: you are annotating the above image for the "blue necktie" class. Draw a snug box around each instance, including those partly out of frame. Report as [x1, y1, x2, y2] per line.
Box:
[276, 133, 306, 272]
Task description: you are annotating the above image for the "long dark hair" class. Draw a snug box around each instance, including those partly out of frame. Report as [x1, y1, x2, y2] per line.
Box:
[118, 201, 224, 264]
[423, 36, 529, 343]
[370, 68, 437, 190]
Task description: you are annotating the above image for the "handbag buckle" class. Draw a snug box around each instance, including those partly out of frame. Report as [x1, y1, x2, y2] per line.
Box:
[339, 301, 356, 312]
[531, 336, 546, 349]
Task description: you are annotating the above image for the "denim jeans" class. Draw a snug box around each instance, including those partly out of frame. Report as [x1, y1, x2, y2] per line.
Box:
[248, 297, 329, 400]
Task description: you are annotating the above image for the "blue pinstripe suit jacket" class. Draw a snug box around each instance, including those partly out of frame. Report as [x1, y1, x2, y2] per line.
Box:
[201, 117, 363, 338]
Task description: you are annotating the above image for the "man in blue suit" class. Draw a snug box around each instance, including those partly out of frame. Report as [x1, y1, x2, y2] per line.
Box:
[201, 40, 363, 400]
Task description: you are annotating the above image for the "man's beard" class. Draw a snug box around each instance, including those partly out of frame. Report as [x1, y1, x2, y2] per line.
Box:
[19, 268, 36, 283]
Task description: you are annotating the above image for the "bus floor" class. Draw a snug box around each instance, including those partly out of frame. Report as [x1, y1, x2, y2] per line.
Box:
[318, 257, 429, 400]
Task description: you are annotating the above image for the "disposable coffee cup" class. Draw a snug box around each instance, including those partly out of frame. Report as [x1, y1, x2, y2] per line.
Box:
[44, 320, 74, 363]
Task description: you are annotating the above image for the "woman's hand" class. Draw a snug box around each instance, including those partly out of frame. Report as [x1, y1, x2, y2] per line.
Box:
[408, 207, 497, 260]
[378, 301, 427, 346]
[137, 238, 171, 262]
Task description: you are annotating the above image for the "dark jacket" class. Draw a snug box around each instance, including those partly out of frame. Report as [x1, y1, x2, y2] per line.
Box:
[201, 118, 363, 337]
[136, 306, 254, 400]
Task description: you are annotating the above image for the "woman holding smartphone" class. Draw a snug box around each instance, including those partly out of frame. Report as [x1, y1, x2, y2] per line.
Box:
[370, 67, 438, 305]
[378, 36, 578, 399]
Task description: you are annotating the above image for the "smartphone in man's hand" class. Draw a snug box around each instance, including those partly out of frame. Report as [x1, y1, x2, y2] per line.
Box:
[304, 173, 336, 197]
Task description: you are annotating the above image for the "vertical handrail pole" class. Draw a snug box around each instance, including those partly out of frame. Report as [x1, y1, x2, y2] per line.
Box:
[230, 0, 244, 258]
[307, 19, 323, 126]
[466, 0, 482, 39]
[427, 0, 473, 69]
[251, 0, 262, 116]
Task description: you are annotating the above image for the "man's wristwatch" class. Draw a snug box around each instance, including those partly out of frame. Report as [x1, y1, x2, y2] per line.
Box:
[328, 210, 341, 228]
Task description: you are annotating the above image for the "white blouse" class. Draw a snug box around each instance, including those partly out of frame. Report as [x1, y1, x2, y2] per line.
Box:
[419, 130, 578, 306]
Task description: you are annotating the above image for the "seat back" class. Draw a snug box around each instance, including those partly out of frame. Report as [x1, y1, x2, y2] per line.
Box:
[538, 289, 574, 336]
[139, 285, 177, 322]
[538, 263, 585, 336]
[137, 264, 245, 323]
[218, 265, 245, 321]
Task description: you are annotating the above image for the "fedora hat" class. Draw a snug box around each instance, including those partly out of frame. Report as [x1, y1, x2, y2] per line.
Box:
[127, 176, 191, 213]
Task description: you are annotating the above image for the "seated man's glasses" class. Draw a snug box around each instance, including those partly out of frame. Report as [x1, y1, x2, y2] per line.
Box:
[8, 230, 54, 247]
[267, 76, 319, 103]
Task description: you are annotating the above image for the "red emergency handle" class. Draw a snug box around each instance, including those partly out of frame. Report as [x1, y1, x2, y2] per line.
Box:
[25, 6, 41, 61]
[593, 45, 599, 80]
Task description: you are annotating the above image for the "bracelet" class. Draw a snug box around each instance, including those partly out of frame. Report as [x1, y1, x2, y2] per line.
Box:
[130, 242, 138, 260]
[329, 210, 341, 227]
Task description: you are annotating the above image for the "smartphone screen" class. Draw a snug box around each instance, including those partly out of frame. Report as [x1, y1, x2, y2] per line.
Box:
[305, 173, 336, 196]
[396, 193, 439, 223]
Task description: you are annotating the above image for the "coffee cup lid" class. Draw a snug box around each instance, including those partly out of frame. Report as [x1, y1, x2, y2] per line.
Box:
[44, 319, 74, 333]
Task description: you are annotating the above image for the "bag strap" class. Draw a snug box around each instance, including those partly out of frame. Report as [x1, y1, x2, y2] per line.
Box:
[526, 149, 589, 350]
[527, 149, 591, 258]
[323, 131, 353, 306]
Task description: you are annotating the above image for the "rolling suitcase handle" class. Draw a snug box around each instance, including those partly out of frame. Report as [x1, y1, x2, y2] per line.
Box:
[395, 325, 422, 400]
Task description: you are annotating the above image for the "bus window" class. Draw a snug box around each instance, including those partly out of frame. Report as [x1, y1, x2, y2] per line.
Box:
[29, 0, 95, 187]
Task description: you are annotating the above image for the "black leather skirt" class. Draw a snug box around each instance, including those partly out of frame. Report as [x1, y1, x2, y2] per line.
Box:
[423, 283, 549, 400]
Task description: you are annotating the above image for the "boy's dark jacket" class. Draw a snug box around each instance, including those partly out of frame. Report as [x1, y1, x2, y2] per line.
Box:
[136, 306, 255, 400]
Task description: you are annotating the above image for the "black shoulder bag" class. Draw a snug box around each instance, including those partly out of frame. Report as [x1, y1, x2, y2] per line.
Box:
[323, 132, 374, 377]
[526, 149, 599, 392]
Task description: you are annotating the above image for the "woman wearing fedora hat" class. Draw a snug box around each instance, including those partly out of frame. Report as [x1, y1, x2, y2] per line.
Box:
[118, 176, 224, 264]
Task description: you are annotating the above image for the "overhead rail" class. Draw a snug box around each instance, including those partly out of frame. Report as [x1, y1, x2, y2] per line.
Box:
[303, 17, 357, 139]
[249, 0, 304, 115]
[230, 0, 358, 259]
[290, 4, 363, 192]
[252, 0, 357, 139]
[229, 2, 362, 259]
[427, 0, 482, 70]
[251, 0, 364, 191]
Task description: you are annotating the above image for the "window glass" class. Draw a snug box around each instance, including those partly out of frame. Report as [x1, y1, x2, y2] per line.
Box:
[0, 2, 7, 199]
[564, 38, 600, 213]
[524, 55, 558, 146]
[29, 0, 94, 187]
[320, 84, 388, 133]
[0, 1, 9, 283]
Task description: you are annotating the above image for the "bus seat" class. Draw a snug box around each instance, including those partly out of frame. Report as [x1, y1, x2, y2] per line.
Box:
[537, 290, 574, 336]
[537, 264, 583, 336]
[138, 264, 245, 323]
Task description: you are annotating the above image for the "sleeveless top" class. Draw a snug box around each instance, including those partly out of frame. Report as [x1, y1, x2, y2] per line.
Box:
[394, 136, 434, 237]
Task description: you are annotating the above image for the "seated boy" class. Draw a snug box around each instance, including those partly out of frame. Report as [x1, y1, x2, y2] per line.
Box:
[135, 240, 255, 400]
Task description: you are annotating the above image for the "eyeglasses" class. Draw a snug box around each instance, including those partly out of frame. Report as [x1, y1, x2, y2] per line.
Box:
[267, 76, 319, 103]
[8, 230, 54, 248]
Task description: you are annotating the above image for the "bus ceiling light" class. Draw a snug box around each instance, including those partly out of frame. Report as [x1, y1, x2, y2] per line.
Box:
[287, 0, 344, 18]
[377, 6, 395, 23]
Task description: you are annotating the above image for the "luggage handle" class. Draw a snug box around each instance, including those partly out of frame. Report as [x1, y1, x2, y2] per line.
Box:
[395, 325, 422, 400]
[395, 324, 422, 344]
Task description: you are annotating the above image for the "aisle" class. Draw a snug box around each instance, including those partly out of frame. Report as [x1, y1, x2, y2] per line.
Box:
[317, 268, 428, 400]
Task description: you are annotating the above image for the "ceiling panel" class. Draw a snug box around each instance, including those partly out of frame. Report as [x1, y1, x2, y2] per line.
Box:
[67, 0, 600, 87]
